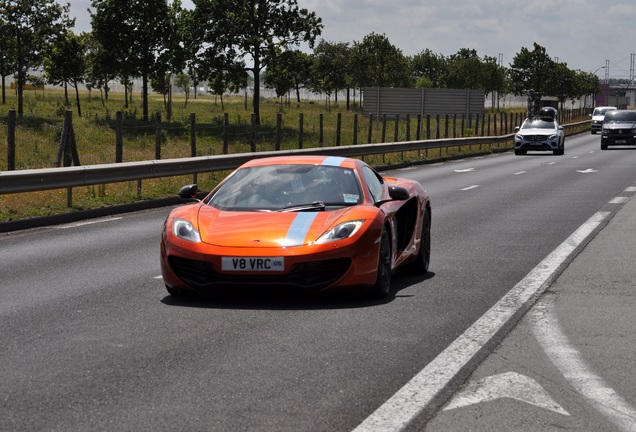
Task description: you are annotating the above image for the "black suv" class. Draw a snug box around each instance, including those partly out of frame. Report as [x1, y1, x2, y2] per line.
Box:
[601, 110, 636, 150]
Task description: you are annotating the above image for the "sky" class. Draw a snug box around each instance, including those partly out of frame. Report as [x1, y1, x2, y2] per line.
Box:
[68, 0, 636, 81]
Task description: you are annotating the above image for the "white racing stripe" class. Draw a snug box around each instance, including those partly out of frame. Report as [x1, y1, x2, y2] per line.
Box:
[353, 211, 610, 432]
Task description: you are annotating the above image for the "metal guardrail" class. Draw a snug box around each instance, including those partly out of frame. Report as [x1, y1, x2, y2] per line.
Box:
[0, 120, 589, 195]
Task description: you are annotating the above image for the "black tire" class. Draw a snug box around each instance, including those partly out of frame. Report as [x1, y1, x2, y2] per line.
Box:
[601, 144, 608, 150]
[408, 209, 431, 275]
[166, 285, 182, 297]
[369, 228, 392, 299]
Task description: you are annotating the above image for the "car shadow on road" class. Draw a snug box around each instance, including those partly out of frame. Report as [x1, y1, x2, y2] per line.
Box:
[160, 271, 436, 311]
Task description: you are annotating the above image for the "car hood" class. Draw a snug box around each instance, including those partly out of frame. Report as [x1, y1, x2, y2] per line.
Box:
[196, 205, 354, 247]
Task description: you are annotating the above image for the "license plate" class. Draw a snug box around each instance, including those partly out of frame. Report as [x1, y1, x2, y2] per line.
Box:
[221, 256, 285, 271]
[615, 140, 627, 144]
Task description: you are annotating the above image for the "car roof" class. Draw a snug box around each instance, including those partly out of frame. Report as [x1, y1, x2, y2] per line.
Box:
[241, 155, 360, 170]
[603, 110, 636, 120]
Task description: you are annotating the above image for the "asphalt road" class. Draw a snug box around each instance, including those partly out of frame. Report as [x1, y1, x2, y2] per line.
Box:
[1, 131, 635, 431]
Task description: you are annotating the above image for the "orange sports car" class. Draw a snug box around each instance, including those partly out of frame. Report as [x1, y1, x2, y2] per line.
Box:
[160, 155, 431, 298]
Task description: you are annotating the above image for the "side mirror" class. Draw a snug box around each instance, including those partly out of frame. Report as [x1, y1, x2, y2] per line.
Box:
[515, 126, 520, 132]
[178, 184, 199, 200]
[388, 185, 410, 201]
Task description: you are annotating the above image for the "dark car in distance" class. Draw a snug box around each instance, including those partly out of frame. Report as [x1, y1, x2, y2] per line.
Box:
[601, 110, 636, 150]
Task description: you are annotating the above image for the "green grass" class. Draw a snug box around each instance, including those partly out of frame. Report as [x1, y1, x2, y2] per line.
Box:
[0, 88, 583, 222]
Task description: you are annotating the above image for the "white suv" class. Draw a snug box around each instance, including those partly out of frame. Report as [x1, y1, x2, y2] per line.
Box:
[590, 106, 617, 134]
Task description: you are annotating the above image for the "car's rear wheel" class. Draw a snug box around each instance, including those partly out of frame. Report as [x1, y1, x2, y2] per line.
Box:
[369, 228, 392, 299]
[408, 209, 431, 275]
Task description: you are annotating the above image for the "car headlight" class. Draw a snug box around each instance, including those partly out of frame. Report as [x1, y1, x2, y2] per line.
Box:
[172, 218, 201, 243]
[548, 133, 558, 139]
[515, 134, 524, 140]
[315, 220, 364, 244]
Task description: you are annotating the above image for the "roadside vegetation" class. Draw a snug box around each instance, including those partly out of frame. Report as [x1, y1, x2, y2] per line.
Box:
[0, 87, 590, 223]
[0, 0, 598, 223]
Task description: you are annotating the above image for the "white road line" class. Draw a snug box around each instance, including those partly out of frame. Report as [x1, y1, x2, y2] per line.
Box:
[154, 275, 163, 280]
[531, 298, 636, 431]
[353, 211, 610, 432]
[461, 185, 480, 191]
[609, 197, 629, 204]
[55, 217, 123, 229]
[625, 186, 636, 193]
[514, 171, 526, 175]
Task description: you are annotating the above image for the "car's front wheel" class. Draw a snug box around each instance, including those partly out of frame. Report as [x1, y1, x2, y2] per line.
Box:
[369, 228, 392, 299]
[166, 285, 183, 297]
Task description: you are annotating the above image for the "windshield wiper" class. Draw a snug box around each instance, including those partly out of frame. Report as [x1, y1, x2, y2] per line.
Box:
[279, 201, 358, 212]
[279, 201, 326, 212]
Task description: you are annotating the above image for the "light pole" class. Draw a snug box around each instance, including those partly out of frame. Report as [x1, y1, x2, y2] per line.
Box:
[590, 66, 605, 109]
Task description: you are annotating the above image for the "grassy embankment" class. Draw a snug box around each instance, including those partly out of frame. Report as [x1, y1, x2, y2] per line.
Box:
[1, 87, 534, 222]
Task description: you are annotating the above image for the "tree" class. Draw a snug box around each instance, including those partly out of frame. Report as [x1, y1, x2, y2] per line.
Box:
[481, 55, 507, 109]
[549, 62, 577, 110]
[349, 33, 411, 90]
[508, 43, 556, 113]
[410, 48, 448, 88]
[0, 16, 16, 104]
[264, 49, 312, 107]
[175, 73, 192, 107]
[446, 48, 483, 89]
[207, 64, 248, 111]
[310, 40, 349, 107]
[573, 70, 601, 109]
[44, 30, 87, 116]
[0, 0, 73, 117]
[83, 31, 117, 105]
[192, 0, 322, 124]
[90, 0, 176, 121]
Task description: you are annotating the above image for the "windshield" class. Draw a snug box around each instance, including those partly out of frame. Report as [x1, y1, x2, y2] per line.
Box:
[207, 164, 363, 211]
[604, 111, 636, 123]
[521, 119, 556, 130]
[593, 108, 614, 116]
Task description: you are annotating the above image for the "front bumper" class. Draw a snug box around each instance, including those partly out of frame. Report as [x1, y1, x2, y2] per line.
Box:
[591, 121, 603, 132]
[515, 136, 560, 151]
[160, 228, 382, 294]
[601, 132, 636, 146]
